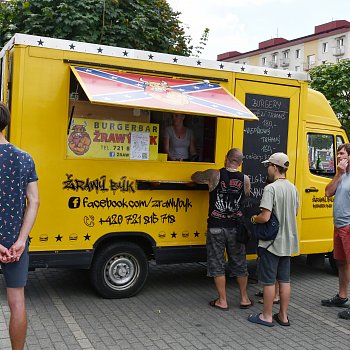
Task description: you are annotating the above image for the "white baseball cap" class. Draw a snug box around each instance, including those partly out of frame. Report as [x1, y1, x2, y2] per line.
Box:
[262, 152, 289, 169]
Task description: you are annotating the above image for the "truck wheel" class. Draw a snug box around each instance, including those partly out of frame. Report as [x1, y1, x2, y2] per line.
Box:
[90, 242, 149, 298]
[328, 252, 338, 275]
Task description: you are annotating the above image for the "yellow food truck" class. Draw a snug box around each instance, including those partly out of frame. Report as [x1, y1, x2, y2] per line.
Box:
[0, 34, 347, 298]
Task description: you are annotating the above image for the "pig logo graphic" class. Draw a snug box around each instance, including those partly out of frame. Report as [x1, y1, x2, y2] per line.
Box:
[68, 122, 91, 155]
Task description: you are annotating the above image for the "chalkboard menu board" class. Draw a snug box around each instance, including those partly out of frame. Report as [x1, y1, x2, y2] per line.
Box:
[242, 93, 290, 200]
[242, 94, 290, 254]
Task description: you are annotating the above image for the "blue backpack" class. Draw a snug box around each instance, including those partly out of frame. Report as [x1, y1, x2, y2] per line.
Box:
[253, 213, 279, 241]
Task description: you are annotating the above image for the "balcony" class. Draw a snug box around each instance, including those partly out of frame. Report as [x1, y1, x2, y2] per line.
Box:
[268, 61, 278, 68]
[332, 46, 345, 56]
[303, 62, 316, 71]
[280, 58, 290, 67]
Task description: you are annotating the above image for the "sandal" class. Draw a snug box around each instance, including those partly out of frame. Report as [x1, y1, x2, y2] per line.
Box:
[273, 313, 290, 326]
[209, 299, 229, 311]
[240, 300, 254, 309]
[248, 313, 274, 327]
[258, 298, 280, 305]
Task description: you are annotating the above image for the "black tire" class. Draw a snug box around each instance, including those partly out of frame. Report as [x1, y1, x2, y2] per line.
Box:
[90, 241, 149, 298]
[328, 251, 338, 275]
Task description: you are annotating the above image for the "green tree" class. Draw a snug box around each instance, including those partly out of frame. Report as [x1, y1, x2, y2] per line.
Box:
[0, 0, 208, 56]
[193, 27, 209, 58]
[309, 60, 350, 134]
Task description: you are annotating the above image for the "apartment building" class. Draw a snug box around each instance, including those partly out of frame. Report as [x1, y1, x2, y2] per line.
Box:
[217, 20, 350, 72]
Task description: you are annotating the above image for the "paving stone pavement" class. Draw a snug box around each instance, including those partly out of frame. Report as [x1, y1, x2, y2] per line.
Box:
[1, 256, 350, 349]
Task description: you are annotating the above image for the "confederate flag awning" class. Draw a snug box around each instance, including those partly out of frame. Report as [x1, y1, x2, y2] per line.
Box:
[70, 66, 258, 120]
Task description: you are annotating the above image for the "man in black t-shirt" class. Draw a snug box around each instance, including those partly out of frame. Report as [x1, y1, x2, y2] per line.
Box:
[191, 148, 252, 311]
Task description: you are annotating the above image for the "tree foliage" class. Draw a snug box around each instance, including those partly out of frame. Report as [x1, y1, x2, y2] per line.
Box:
[309, 60, 350, 134]
[0, 0, 208, 56]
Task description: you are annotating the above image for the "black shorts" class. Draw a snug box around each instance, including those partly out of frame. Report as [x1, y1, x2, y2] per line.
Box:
[258, 247, 290, 286]
[1, 242, 29, 288]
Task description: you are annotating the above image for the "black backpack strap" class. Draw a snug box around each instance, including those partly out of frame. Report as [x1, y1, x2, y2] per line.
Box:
[265, 212, 278, 250]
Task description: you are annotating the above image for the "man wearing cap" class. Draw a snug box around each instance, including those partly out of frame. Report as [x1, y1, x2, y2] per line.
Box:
[248, 152, 299, 327]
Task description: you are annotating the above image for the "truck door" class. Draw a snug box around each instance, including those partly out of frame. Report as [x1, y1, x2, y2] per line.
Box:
[235, 80, 300, 255]
[299, 126, 346, 254]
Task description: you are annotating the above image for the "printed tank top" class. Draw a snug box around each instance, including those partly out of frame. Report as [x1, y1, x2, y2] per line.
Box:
[207, 168, 245, 228]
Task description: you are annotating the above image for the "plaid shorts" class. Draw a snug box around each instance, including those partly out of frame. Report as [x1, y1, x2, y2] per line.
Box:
[206, 227, 248, 278]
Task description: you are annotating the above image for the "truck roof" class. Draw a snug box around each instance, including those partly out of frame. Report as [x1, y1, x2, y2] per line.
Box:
[1, 33, 309, 82]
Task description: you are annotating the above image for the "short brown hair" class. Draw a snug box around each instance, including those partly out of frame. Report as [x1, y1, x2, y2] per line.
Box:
[0, 102, 10, 131]
[337, 143, 350, 156]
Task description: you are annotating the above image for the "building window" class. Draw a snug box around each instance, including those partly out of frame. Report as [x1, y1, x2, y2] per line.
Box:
[262, 57, 267, 66]
[295, 49, 301, 59]
[333, 37, 345, 56]
[269, 54, 278, 68]
[295, 66, 300, 71]
[283, 51, 289, 59]
[307, 54, 316, 66]
[337, 38, 344, 47]
[322, 42, 328, 53]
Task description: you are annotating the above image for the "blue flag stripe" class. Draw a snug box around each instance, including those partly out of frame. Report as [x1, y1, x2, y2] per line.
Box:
[75, 67, 145, 89]
[189, 96, 253, 117]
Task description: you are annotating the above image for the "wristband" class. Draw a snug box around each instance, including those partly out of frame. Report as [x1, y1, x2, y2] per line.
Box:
[251, 215, 257, 224]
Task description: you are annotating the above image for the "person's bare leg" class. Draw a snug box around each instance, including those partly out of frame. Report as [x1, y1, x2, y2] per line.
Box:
[259, 281, 279, 304]
[338, 262, 350, 299]
[274, 281, 280, 302]
[7, 287, 27, 350]
[237, 276, 251, 305]
[260, 284, 275, 322]
[213, 275, 228, 308]
[278, 282, 290, 323]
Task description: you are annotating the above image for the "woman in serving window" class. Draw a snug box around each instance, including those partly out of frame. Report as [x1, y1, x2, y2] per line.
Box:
[163, 113, 197, 161]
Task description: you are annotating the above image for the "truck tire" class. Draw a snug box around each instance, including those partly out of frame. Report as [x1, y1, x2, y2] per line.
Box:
[90, 242, 149, 298]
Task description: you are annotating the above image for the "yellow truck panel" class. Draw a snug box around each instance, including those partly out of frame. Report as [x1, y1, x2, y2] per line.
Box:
[0, 34, 347, 298]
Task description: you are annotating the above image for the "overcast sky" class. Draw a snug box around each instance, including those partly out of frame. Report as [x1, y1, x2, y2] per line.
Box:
[167, 0, 350, 60]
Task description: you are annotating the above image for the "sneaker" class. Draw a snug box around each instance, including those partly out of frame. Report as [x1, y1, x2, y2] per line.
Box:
[321, 294, 349, 307]
[338, 308, 350, 320]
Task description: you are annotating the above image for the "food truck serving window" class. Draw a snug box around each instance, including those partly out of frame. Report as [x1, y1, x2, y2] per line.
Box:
[67, 66, 256, 162]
